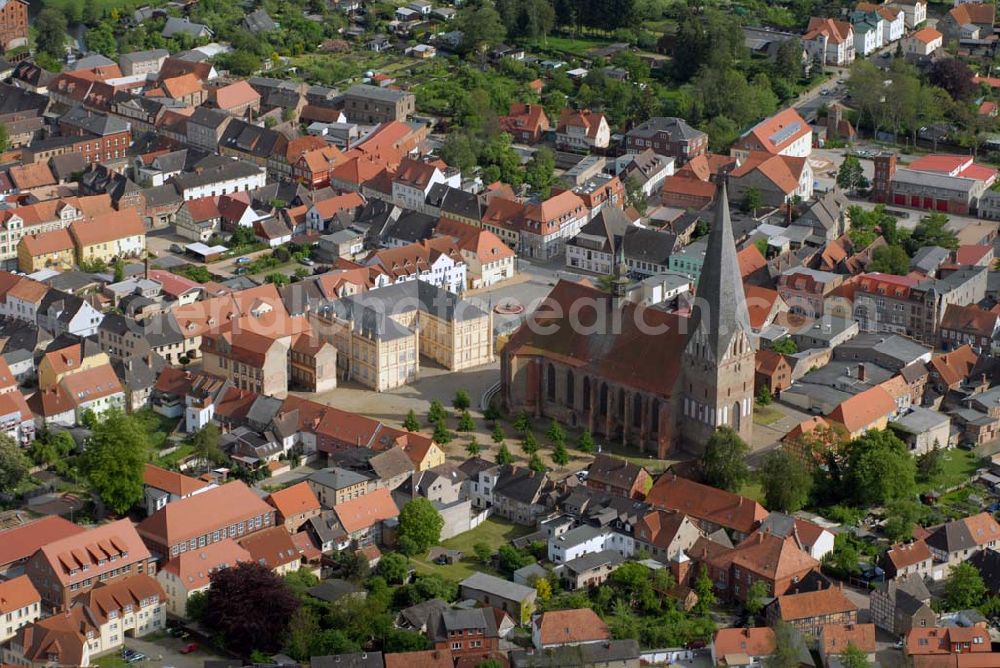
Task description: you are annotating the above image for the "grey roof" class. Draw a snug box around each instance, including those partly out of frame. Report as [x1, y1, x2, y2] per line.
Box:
[510, 639, 640, 667]
[387, 211, 438, 244]
[246, 394, 283, 429]
[512, 563, 548, 582]
[66, 54, 117, 72]
[307, 580, 364, 603]
[891, 406, 950, 435]
[345, 84, 411, 103]
[369, 446, 415, 481]
[308, 466, 370, 490]
[188, 106, 232, 131]
[162, 17, 212, 38]
[494, 465, 549, 505]
[398, 598, 449, 630]
[143, 183, 183, 208]
[627, 116, 705, 141]
[48, 153, 89, 182]
[834, 333, 931, 368]
[310, 652, 383, 668]
[690, 181, 752, 360]
[171, 159, 262, 191]
[120, 49, 169, 67]
[893, 167, 977, 195]
[460, 572, 536, 602]
[0, 83, 48, 117]
[562, 548, 626, 574]
[61, 106, 130, 136]
[551, 523, 605, 548]
[927, 516, 990, 554]
[243, 8, 277, 32]
[910, 245, 951, 274]
[969, 549, 1000, 594]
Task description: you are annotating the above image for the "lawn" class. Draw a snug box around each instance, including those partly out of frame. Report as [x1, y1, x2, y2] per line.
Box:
[752, 404, 784, 426]
[94, 656, 128, 668]
[133, 408, 180, 450]
[410, 518, 532, 582]
[917, 448, 982, 494]
[739, 480, 765, 504]
[601, 441, 674, 474]
[156, 444, 194, 469]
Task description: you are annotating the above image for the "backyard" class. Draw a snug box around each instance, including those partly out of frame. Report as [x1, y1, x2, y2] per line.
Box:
[410, 518, 532, 581]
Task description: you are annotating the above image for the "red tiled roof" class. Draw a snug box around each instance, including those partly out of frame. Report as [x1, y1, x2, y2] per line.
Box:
[333, 487, 398, 534]
[159, 539, 250, 591]
[828, 385, 896, 433]
[820, 623, 876, 655]
[910, 27, 942, 44]
[738, 245, 767, 278]
[70, 209, 145, 246]
[0, 575, 41, 613]
[929, 345, 980, 387]
[534, 608, 609, 646]
[384, 650, 454, 668]
[143, 463, 211, 497]
[713, 627, 776, 658]
[237, 526, 299, 570]
[885, 540, 932, 571]
[266, 482, 321, 519]
[734, 108, 811, 155]
[646, 474, 768, 535]
[211, 80, 260, 110]
[34, 519, 150, 587]
[775, 587, 857, 622]
[956, 244, 993, 265]
[20, 229, 75, 256]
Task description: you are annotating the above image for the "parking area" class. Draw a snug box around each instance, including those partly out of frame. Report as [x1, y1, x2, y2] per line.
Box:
[108, 632, 226, 668]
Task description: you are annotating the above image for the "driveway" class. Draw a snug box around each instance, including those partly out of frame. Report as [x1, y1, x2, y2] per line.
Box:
[117, 633, 226, 668]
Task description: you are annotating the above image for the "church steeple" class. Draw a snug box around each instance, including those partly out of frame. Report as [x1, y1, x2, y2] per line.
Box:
[688, 178, 752, 361]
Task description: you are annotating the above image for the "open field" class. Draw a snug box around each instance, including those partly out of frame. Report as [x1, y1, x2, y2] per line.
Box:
[410, 518, 532, 581]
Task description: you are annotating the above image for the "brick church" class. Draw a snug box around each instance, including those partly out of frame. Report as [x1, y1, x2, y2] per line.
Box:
[501, 182, 755, 457]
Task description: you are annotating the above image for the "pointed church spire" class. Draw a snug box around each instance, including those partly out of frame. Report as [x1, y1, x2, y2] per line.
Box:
[690, 178, 752, 359]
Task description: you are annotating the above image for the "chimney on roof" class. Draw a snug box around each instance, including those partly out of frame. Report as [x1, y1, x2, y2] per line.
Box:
[857, 364, 866, 382]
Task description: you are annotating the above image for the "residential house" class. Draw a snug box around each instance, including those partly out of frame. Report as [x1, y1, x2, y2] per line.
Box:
[903, 27, 943, 56]
[434, 219, 516, 289]
[565, 206, 676, 277]
[532, 608, 610, 650]
[156, 539, 250, 616]
[939, 3, 995, 43]
[459, 572, 537, 625]
[0, 576, 41, 643]
[492, 466, 552, 525]
[555, 109, 610, 151]
[342, 85, 415, 124]
[731, 108, 812, 161]
[646, 474, 768, 541]
[142, 463, 213, 517]
[939, 304, 999, 354]
[426, 607, 502, 664]
[237, 526, 300, 576]
[24, 519, 153, 608]
[332, 486, 398, 547]
[499, 103, 550, 144]
[728, 152, 813, 207]
[0, 516, 85, 579]
[870, 574, 935, 636]
[509, 640, 641, 668]
[755, 513, 835, 561]
[925, 512, 1000, 572]
[586, 454, 652, 500]
[851, 10, 884, 56]
[634, 509, 702, 563]
[803, 17, 855, 66]
[307, 467, 371, 507]
[17, 229, 76, 273]
[883, 540, 934, 579]
[819, 623, 876, 668]
[827, 385, 898, 438]
[266, 482, 322, 532]
[520, 189, 588, 260]
[561, 549, 627, 591]
[392, 158, 461, 212]
[891, 0, 927, 28]
[905, 627, 992, 657]
[766, 586, 859, 639]
[69, 209, 146, 265]
[711, 627, 777, 668]
[625, 116, 707, 165]
[777, 268, 844, 318]
[755, 350, 793, 397]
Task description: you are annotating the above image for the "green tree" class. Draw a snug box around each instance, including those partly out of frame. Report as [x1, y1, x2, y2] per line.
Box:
[0, 123, 8, 153]
[883, 498, 921, 542]
[522, 431, 538, 455]
[190, 424, 224, 470]
[0, 434, 30, 493]
[457, 410, 475, 432]
[746, 579, 769, 617]
[82, 411, 149, 514]
[843, 429, 916, 506]
[916, 444, 944, 482]
[513, 411, 531, 434]
[756, 384, 773, 406]
[760, 449, 812, 513]
[870, 245, 910, 275]
[202, 562, 300, 653]
[578, 430, 595, 453]
[546, 419, 565, 444]
[908, 212, 958, 252]
[186, 590, 208, 621]
[466, 438, 481, 457]
[944, 562, 987, 611]
[457, 5, 507, 55]
[766, 621, 804, 668]
[492, 423, 505, 444]
[398, 498, 445, 555]
[769, 337, 798, 354]
[701, 427, 750, 492]
[473, 542, 492, 563]
[440, 132, 479, 173]
[453, 389, 472, 410]
[825, 533, 860, 576]
[624, 174, 648, 214]
[113, 258, 125, 283]
[741, 187, 763, 216]
[284, 606, 320, 660]
[528, 452, 546, 472]
[496, 443, 514, 465]
[376, 552, 410, 584]
[403, 409, 420, 432]
[36, 8, 68, 60]
[552, 440, 570, 466]
[525, 147, 556, 197]
[693, 567, 716, 614]
[837, 155, 869, 193]
[428, 400, 446, 424]
[840, 643, 872, 668]
[432, 418, 452, 445]
[85, 22, 118, 58]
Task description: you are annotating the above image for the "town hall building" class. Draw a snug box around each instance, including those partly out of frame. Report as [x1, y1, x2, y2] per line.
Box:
[501, 182, 755, 456]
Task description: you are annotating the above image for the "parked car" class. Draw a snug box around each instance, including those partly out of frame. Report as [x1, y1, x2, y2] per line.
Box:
[170, 244, 184, 253]
[180, 644, 199, 655]
[235, 256, 252, 265]
[299, 257, 315, 266]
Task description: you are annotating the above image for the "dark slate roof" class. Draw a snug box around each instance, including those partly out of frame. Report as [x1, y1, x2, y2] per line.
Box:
[587, 454, 645, 492]
[0, 82, 48, 117]
[494, 465, 549, 505]
[927, 519, 980, 554]
[187, 106, 232, 131]
[111, 353, 165, 391]
[308, 466, 370, 490]
[48, 153, 88, 182]
[345, 84, 411, 102]
[171, 159, 261, 190]
[510, 640, 640, 667]
[438, 186, 484, 220]
[143, 183, 183, 208]
[562, 548, 626, 574]
[369, 446, 415, 480]
[689, 181, 751, 360]
[387, 210, 438, 244]
[242, 8, 277, 32]
[219, 120, 286, 160]
[307, 580, 364, 603]
[428, 607, 497, 644]
[970, 549, 1000, 594]
[398, 598, 449, 631]
[61, 106, 130, 136]
[626, 116, 705, 141]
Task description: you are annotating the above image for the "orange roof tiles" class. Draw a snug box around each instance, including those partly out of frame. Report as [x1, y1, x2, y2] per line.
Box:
[137, 481, 274, 548]
[436, 219, 515, 261]
[34, 519, 150, 587]
[738, 245, 767, 278]
[211, 80, 260, 110]
[732, 152, 807, 194]
[161, 72, 204, 99]
[70, 209, 145, 246]
[0, 575, 41, 613]
[556, 108, 607, 139]
[160, 539, 250, 590]
[713, 627, 776, 659]
[744, 285, 782, 330]
[885, 540, 932, 571]
[929, 345, 980, 388]
[730, 532, 820, 582]
[333, 487, 398, 534]
[143, 464, 211, 497]
[237, 526, 299, 570]
[267, 482, 321, 520]
[646, 474, 768, 535]
[828, 385, 897, 433]
[775, 587, 857, 622]
[59, 364, 123, 406]
[534, 608, 609, 646]
[735, 108, 811, 155]
[907, 627, 993, 656]
[383, 650, 454, 668]
[820, 623, 876, 655]
[910, 27, 943, 44]
[20, 229, 75, 257]
[8, 163, 56, 190]
[804, 16, 853, 44]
